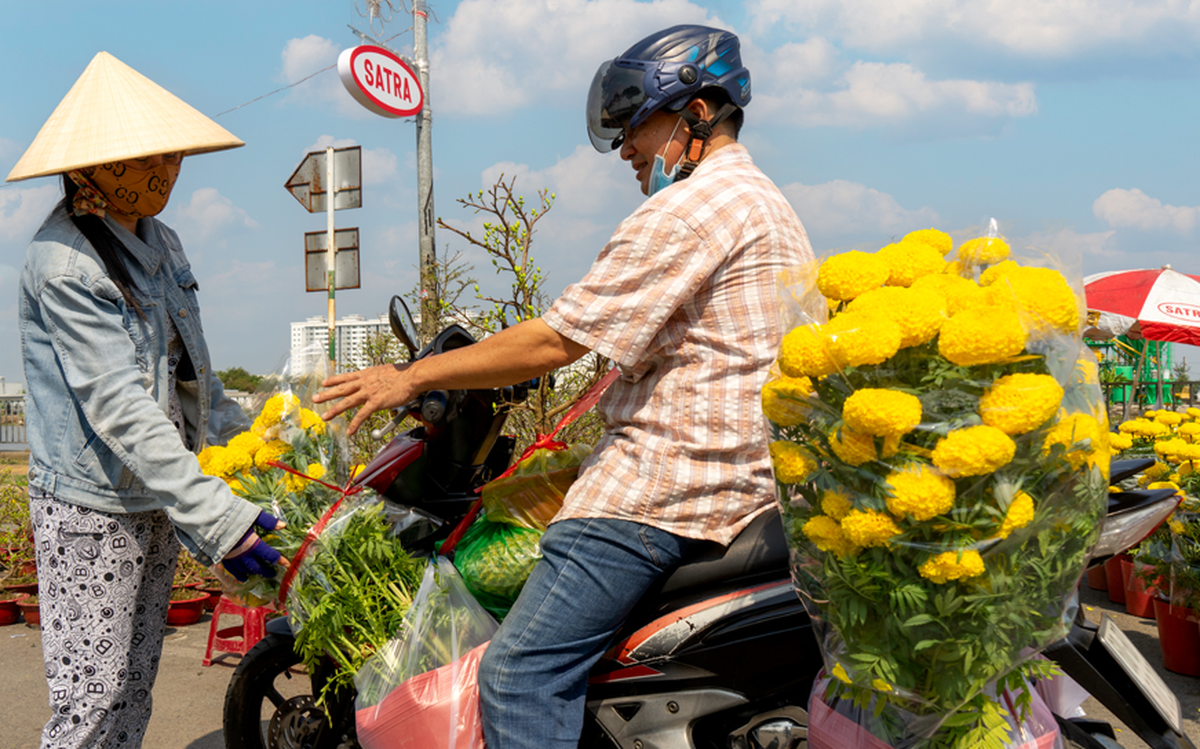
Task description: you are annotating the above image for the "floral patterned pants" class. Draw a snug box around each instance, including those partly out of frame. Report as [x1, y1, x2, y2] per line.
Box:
[29, 491, 179, 749]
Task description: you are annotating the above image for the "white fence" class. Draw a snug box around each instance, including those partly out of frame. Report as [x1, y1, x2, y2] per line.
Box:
[0, 395, 26, 447]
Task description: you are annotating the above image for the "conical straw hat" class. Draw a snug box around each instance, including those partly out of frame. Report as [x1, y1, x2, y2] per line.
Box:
[6, 51, 244, 182]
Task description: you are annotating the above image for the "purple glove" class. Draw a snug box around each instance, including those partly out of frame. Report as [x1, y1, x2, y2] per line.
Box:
[222, 511, 288, 582]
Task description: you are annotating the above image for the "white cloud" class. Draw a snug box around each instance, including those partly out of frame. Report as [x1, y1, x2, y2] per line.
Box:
[0, 183, 60, 243]
[748, 0, 1200, 57]
[1093, 188, 1200, 234]
[281, 35, 367, 118]
[432, 0, 715, 115]
[304, 136, 399, 187]
[755, 60, 1037, 128]
[779, 179, 939, 237]
[167, 188, 259, 244]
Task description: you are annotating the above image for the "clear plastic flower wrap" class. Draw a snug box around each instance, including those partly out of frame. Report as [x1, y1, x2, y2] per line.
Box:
[766, 221, 1108, 749]
[198, 346, 426, 699]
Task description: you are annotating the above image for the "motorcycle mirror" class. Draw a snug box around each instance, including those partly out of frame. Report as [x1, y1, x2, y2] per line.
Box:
[389, 295, 420, 361]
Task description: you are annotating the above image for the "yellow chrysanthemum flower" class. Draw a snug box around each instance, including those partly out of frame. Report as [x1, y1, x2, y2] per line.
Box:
[762, 374, 816, 427]
[903, 227, 954, 257]
[1118, 419, 1170, 438]
[254, 439, 291, 471]
[840, 509, 902, 548]
[958, 236, 1011, 267]
[978, 259, 1020, 287]
[843, 389, 923, 438]
[1154, 438, 1192, 462]
[990, 266, 1082, 334]
[938, 307, 1028, 367]
[1156, 410, 1184, 426]
[1108, 432, 1134, 451]
[770, 441, 818, 484]
[301, 408, 328, 435]
[802, 515, 859, 558]
[997, 491, 1035, 539]
[1148, 481, 1181, 491]
[872, 678, 894, 692]
[779, 324, 839, 379]
[910, 273, 985, 316]
[816, 251, 891, 301]
[821, 490, 854, 521]
[227, 431, 265, 459]
[885, 464, 956, 521]
[285, 461, 327, 494]
[197, 445, 221, 476]
[848, 286, 948, 348]
[877, 241, 946, 287]
[931, 425, 1017, 478]
[1178, 422, 1200, 439]
[225, 478, 246, 496]
[919, 549, 986, 584]
[200, 445, 252, 478]
[1042, 413, 1103, 469]
[978, 373, 1064, 436]
[826, 311, 904, 368]
[259, 393, 301, 428]
[828, 429, 901, 467]
[1189, 408, 1200, 420]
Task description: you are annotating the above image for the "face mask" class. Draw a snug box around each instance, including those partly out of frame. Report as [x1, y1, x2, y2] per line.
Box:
[646, 116, 685, 197]
[87, 159, 181, 219]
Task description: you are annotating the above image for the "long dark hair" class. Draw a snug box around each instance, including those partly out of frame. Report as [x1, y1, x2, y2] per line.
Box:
[60, 174, 145, 318]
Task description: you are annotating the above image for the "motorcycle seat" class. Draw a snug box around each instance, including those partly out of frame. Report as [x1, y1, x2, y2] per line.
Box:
[655, 509, 790, 600]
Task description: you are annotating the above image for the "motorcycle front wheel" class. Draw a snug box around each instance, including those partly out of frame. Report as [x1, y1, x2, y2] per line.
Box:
[223, 633, 356, 749]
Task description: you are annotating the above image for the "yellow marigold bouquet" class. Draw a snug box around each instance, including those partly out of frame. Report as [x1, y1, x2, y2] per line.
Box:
[199, 356, 425, 699]
[767, 222, 1108, 748]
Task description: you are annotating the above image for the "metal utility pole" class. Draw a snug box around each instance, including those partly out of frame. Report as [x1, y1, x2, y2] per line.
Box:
[325, 146, 337, 362]
[413, 0, 439, 340]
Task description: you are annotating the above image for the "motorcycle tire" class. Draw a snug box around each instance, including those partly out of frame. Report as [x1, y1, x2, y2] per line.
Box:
[223, 633, 352, 749]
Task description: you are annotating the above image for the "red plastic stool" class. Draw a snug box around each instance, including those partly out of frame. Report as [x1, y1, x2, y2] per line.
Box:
[202, 596, 269, 666]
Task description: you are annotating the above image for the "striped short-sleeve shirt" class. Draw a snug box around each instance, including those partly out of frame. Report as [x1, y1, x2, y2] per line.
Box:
[543, 143, 814, 546]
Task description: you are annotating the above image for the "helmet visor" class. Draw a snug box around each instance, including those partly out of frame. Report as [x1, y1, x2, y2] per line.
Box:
[586, 60, 648, 152]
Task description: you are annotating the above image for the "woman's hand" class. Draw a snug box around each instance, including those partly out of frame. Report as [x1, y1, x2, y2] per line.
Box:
[314, 362, 416, 435]
[221, 511, 289, 582]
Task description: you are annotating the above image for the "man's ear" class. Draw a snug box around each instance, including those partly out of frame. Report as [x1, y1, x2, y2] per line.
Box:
[685, 97, 713, 122]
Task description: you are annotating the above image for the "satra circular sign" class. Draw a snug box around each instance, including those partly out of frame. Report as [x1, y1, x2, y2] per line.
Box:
[338, 45, 424, 118]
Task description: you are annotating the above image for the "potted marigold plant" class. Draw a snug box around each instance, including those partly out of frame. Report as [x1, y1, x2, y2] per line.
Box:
[767, 223, 1106, 748]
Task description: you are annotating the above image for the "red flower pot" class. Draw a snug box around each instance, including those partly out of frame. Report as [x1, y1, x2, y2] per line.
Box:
[0, 592, 29, 626]
[18, 599, 40, 627]
[1153, 597, 1200, 677]
[1085, 564, 1108, 591]
[166, 589, 210, 627]
[1124, 559, 1156, 618]
[1105, 554, 1131, 604]
[3, 582, 38, 596]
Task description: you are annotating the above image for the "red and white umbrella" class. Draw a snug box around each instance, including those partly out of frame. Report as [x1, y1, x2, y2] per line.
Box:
[1084, 266, 1200, 346]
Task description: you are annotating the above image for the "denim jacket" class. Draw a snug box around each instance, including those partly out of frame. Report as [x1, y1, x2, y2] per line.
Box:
[20, 204, 259, 565]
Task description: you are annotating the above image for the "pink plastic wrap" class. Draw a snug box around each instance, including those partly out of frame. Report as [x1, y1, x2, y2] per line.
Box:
[356, 643, 489, 749]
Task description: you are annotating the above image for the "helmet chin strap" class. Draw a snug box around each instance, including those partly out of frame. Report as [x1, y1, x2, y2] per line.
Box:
[673, 102, 739, 182]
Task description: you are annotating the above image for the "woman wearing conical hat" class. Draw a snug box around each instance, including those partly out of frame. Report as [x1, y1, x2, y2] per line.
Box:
[9, 52, 287, 748]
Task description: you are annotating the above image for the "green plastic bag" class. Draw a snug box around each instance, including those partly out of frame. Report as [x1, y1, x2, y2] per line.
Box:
[452, 515, 543, 620]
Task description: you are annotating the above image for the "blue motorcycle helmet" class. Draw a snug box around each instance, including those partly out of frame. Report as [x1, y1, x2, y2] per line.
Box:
[586, 24, 751, 154]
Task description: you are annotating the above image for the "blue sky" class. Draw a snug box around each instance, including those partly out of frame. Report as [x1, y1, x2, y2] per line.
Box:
[2, 0, 1199, 381]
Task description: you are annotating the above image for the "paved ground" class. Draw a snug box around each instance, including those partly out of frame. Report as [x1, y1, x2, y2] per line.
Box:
[1, 580, 1198, 749]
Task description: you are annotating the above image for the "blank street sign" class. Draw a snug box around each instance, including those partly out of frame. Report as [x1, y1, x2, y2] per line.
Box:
[305, 228, 361, 291]
[286, 146, 363, 213]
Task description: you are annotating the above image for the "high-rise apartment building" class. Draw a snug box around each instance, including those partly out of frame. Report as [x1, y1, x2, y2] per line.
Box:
[290, 314, 391, 372]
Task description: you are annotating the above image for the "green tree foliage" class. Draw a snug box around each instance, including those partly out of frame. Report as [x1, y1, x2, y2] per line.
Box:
[216, 366, 263, 393]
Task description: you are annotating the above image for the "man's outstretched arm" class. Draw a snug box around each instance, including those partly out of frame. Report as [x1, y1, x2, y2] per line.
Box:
[314, 318, 590, 434]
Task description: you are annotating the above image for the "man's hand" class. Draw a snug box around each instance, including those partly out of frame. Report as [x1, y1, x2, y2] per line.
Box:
[314, 362, 416, 435]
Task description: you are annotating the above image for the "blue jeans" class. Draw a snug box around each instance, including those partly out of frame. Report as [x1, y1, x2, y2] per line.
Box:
[477, 517, 707, 748]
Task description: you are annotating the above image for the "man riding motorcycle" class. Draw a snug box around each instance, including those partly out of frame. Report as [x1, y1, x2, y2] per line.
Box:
[315, 24, 814, 749]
